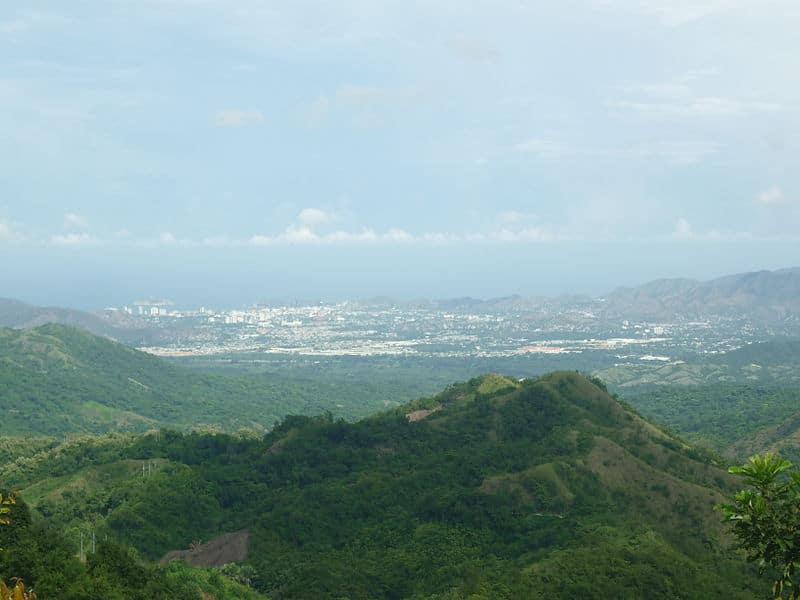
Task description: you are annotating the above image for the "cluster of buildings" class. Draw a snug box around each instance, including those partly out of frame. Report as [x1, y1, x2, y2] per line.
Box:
[110, 299, 761, 365]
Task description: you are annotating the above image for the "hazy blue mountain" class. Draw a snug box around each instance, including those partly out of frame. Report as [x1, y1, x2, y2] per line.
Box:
[351, 267, 800, 323]
[602, 267, 800, 321]
[0, 297, 127, 337]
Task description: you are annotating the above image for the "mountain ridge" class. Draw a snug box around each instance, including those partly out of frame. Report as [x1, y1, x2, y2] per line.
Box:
[602, 266, 800, 320]
[1, 371, 763, 598]
[3, 266, 798, 332]
[0, 323, 389, 435]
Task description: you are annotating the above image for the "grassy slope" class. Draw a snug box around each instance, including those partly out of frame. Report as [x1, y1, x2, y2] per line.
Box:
[728, 410, 800, 464]
[0, 324, 411, 435]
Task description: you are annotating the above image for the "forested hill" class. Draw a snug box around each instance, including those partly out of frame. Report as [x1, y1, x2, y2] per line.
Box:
[3, 372, 763, 599]
[0, 324, 389, 435]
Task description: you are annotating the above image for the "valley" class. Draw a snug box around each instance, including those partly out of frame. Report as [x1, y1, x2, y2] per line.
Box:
[1, 269, 799, 598]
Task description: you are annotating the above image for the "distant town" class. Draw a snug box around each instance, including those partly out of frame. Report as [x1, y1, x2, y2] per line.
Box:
[104, 299, 765, 364]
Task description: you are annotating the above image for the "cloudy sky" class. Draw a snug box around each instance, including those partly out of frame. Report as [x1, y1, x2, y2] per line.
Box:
[1, 1, 799, 307]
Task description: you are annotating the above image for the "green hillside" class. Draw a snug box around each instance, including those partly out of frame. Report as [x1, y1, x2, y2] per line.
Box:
[0, 491, 267, 599]
[622, 384, 800, 456]
[0, 324, 401, 435]
[727, 410, 800, 465]
[2, 373, 765, 599]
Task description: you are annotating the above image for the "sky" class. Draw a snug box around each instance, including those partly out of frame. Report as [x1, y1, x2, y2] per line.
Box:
[1, 1, 799, 308]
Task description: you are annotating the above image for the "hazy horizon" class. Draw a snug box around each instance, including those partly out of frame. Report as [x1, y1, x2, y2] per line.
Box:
[2, 243, 796, 310]
[2, 2, 799, 309]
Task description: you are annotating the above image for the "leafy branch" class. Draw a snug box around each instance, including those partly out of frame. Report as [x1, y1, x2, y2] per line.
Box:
[719, 453, 800, 599]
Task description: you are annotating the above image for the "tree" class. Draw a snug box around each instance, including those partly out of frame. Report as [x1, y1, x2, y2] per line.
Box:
[719, 453, 800, 599]
[0, 493, 36, 599]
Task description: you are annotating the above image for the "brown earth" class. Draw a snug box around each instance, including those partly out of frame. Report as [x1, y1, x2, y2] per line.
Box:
[160, 529, 249, 567]
[406, 404, 443, 422]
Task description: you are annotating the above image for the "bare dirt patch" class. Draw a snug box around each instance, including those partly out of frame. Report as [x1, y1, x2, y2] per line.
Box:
[406, 404, 443, 422]
[161, 530, 249, 567]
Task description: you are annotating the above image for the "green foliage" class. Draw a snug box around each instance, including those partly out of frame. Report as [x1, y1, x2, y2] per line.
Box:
[0, 479, 265, 599]
[0, 324, 416, 435]
[624, 384, 800, 457]
[719, 453, 800, 599]
[4, 372, 766, 598]
[0, 520, 268, 599]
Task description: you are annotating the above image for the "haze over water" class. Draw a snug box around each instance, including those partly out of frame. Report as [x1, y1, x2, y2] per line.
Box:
[1, 2, 799, 308]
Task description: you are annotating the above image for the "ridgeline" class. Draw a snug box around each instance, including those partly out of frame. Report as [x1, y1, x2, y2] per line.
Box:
[2, 372, 764, 598]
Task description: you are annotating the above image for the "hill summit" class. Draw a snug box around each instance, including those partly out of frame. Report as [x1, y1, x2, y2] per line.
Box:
[4, 371, 762, 599]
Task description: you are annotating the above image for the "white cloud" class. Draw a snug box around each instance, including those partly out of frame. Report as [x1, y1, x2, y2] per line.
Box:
[244, 220, 568, 247]
[283, 225, 319, 244]
[248, 226, 319, 246]
[513, 138, 718, 165]
[756, 185, 789, 206]
[248, 226, 416, 247]
[513, 138, 570, 159]
[202, 235, 240, 247]
[419, 232, 462, 245]
[0, 12, 73, 36]
[63, 212, 89, 230]
[489, 227, 564, 243]
[613, 72, 782, 119]
[128, 231, 197, 248]
[49, 232, 98, 246]
[0, 222, 21, 242]
[297, 208, 331, 228]
[248, 234, 272, 246]
[673, 217, 696, 239]
[214, 108, 264, 128]
[630, 141, 719, 165]
[672, 217, 752, 241]
[0, 18, 29, 35]
[614, 97, 780, 118]
[384, 228, 414, 243]
[590, 0, 793, 27]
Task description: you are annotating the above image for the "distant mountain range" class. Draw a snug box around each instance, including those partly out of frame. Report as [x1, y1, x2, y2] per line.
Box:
[0, 297, 189, 345]
[0, 297, 127, 336]
[2, 267, 799, 337]
[361, 266, 800, 322]
[601, 267, 800, 321]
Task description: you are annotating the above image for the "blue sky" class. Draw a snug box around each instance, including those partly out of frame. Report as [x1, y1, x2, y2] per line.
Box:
[1, 1, 799, 307]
